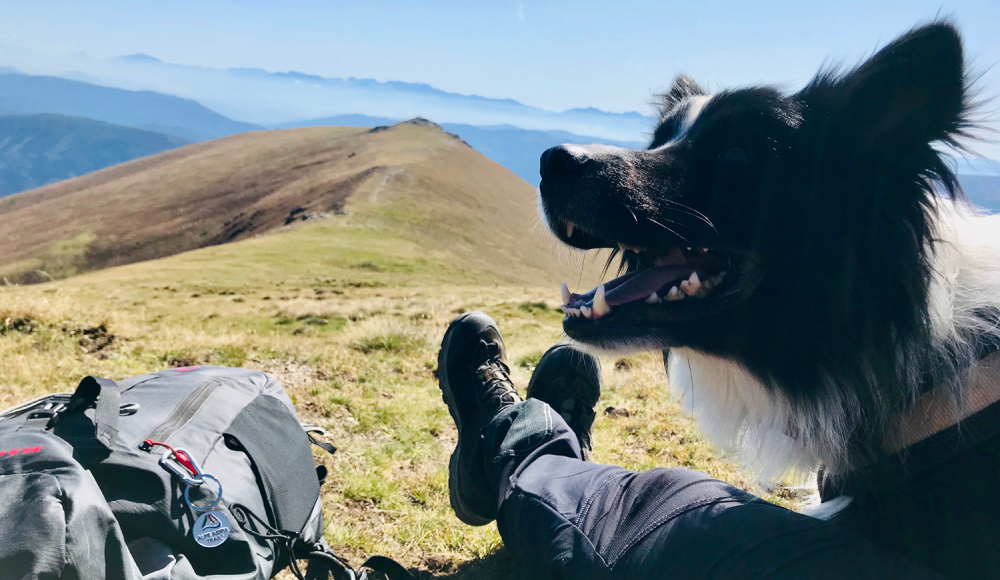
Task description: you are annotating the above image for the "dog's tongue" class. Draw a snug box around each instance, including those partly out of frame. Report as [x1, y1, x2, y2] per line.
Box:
[572, 265, 694, 306]
[605, 265, 693, 305]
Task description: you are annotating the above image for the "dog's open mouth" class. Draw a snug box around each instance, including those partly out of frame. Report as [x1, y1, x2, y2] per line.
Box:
[558, 220, 763, 330]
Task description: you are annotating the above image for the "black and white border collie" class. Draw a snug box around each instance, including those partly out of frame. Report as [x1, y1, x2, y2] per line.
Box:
[538, 22, 1000, 490]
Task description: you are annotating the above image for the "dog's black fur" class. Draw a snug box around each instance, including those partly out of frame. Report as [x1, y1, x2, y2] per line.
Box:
[538, 22, 1000, 474]
[538, 21, 1000, 576]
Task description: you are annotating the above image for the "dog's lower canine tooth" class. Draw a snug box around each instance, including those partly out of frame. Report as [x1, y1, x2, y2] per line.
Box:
[645, 291, 661, 304]
[592, 284, 612, 317]
[667, 286, 683, 301]
[561, 282, 571, 305]
[681, 272, 701, 296]
[580, 306, 593, 318]
[566, 222, 575, 237]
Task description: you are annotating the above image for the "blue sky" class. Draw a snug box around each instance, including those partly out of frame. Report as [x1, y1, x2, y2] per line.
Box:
[2, 0, 998, 156]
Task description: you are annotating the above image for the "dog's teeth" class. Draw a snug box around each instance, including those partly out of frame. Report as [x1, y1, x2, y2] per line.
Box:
[566, 222, 575, 237]
[666, 286, 683, 301]
[580, 306, 593, 318]
[561, 282, 571, 305]
[645, 291, 661, 304]
[701, 248, 709, 253]
[560, 306, 568, 315]
[592, 284, 612, 317]
[680, 272, 701, 296]
[568, 308, 580, 317]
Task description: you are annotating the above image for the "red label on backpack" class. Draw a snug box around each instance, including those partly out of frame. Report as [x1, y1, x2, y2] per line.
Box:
[0, 446, 44, 459]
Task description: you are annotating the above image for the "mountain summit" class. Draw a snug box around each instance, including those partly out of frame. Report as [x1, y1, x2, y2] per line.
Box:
[0, 121, 597, 286]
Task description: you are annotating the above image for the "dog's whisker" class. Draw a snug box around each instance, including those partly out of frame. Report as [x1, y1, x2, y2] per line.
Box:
[645, 217, 691, 244]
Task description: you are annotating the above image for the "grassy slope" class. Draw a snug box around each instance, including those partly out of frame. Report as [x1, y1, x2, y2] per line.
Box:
[0, 215, 796, 578]
[0, 121, 600, 287]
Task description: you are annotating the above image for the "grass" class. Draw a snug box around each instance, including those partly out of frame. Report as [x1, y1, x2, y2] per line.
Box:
[0, 223, 801, 579]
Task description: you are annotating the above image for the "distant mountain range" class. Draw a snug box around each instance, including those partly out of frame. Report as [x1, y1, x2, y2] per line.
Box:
[2, 52, 653, 142]
[0, 113, 188, 196]
[0, 73, 261, 141]
[958, 175, 1000, 212]
[0, 70, 997, 213]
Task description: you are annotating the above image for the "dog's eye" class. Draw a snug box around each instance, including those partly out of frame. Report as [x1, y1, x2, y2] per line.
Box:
[719, 147, 748, 163]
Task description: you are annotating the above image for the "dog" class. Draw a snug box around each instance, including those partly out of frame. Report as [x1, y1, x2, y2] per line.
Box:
[538, 21, 1000, 577]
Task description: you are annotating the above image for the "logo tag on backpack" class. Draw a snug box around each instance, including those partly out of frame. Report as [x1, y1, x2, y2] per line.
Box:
[193, 510, 232, 548]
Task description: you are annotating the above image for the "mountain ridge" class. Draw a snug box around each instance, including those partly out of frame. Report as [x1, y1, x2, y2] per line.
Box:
[0, 121, 594, 287]
[0, 73, 262, 141]
[0, 113, 188, 197]
[4, 53, 653, 140]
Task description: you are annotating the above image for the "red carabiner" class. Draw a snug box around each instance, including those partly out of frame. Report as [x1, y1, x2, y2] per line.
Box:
[143, 439, 199, 476]
[172, 449, 198, 475]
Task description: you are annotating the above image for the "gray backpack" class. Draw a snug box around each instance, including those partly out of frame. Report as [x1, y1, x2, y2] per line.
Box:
[0, 366, 410, 580]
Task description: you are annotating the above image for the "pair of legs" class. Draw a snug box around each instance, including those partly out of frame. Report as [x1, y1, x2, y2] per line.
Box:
[437, 313, 943, 579]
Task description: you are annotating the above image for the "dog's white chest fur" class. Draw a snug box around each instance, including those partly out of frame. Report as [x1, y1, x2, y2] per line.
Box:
[667, 348, 825, 483]
[666, 203, 1000, 486]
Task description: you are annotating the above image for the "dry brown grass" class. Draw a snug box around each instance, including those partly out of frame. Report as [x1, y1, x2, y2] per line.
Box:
[0, 219, 802, 578]
[0, 130, 799, 576]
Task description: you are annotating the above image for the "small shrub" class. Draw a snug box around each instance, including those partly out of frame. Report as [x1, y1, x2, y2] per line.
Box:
[353, 261, 383, 272]
[517, 301, 549, 315]
[350, 319, 428, 354]
[516, 351, 543, 370]
[1, 316, 36, 336]
[342, 472, 401, 506]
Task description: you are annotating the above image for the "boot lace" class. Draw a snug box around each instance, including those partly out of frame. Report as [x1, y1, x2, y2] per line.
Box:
[473, 340, 519, 413]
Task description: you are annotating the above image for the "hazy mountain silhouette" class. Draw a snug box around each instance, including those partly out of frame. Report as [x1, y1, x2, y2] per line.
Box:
[0, 73, 261, 141]
[0, 113, 188, 197]
[6, 53, 652, 141]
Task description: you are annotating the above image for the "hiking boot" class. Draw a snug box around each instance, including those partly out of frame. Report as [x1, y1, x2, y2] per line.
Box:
[527, 343, 602, 461]
[437, 312, 521, 526]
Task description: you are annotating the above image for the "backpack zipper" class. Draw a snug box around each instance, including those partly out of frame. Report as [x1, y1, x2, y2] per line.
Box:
[141, 380, 222, 445]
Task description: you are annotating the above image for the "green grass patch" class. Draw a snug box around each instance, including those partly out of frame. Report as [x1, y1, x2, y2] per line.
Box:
[351, 322, 428, 354]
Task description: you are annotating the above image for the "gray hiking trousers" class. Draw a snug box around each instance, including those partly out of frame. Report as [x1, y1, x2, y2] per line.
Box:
[484, 399, 944, 579]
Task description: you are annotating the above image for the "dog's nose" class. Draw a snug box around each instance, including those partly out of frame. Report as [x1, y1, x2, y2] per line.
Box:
[540, 145, 588, 181]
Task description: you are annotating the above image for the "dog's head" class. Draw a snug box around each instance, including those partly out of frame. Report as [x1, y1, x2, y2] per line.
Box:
[540, 22, 971, 389]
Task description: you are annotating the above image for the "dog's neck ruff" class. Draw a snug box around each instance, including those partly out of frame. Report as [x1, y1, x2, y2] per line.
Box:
[666, 203, 1000, 485]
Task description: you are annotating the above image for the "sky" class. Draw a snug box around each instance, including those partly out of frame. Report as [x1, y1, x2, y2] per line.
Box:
[2, 0, 999, 156]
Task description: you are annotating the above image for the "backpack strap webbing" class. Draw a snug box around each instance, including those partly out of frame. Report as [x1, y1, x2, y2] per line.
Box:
[225, 394, 321, 534]
[230, 503, 414, 580]
[18, 376, 121, 451]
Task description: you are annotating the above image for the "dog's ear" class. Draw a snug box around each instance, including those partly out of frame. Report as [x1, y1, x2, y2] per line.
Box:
[820, 22, 967, 150]
[659, 75, 706, 111]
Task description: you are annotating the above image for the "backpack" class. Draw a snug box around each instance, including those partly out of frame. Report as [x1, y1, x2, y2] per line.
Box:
[0, 366, 411, 580]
